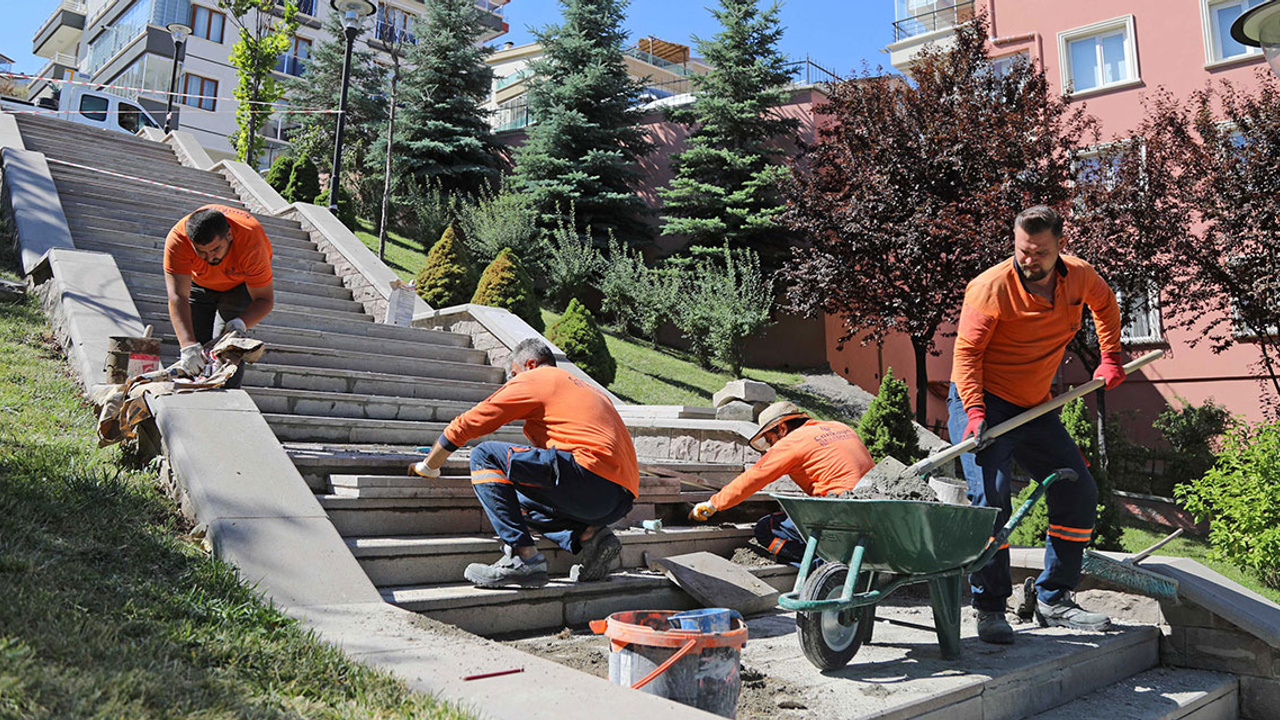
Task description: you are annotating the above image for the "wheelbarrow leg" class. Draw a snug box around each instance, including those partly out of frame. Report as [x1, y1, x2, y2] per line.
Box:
[928, 574, 964, 660]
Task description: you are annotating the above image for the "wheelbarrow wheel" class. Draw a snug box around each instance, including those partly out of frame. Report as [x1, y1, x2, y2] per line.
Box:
[796, 562, 873, 670]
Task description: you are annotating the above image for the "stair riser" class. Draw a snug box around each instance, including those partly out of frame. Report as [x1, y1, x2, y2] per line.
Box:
[357, 528, 744, 586]
[97, 243, 339, 277]
[79, 231, 328, 264]
[131, 278, 359, 314]
[75, 223, 319, 254]
[249, 391, 468, 423]
[14, 121, 182, 154]
[64, 212, 315, 244]
[249, 350, 495, 382]
[136, 298, 368, 326]
[60, 202, 308, 239]
[20, 134, 184, 165]
[53, 181, 242, 211]
[50, 164, 239, 195]
[266, 419, 524, 446]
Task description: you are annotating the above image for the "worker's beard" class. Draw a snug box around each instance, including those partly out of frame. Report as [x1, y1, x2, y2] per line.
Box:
[1019, 264, 1049, 282]
[207, 256, 224, 265]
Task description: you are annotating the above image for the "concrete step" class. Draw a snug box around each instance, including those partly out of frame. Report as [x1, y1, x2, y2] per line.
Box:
[59, 200, 308, 239]
[209, 341, 498, 381]
[285, 445, 490, 490]
[65, 211, 315, 246]
[350, 524, 756, 587]
[49, 162, 239, 198]
[52, 179, 246, 215]
[384, 565, 797, 636]
[74, 219, 320, 255]
[17, 126, 183, 165]
[136, 296, 368, 327]
[132, 270, 351, 301]
[245, 360, 490, 398]
[78, 228, 328, 264]
[145, 303, 476, 344]
[125, 274, 358, 315]
[247, 388, 476, 423]
[13, 115, 183, 155]
[330, 471, 679, 502]
[101, 241, 338, 277]
[264, 414, 525, 446]
[1029, 667, 1238, 720]
[154, 320, 480, 363]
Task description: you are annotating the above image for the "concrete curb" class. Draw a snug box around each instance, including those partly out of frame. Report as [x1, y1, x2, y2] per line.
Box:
[0, 111, 24, 151]
[163, 130, 216, 171]
[211, 158, 292, 215]
[2, 147, 76, 275]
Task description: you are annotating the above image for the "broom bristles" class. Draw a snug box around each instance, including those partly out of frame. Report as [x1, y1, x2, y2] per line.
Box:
[1081, 550, 1180, 602]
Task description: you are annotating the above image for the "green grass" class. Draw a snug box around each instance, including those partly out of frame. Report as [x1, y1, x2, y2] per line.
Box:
[1118, 521, 1280, 604]
[352, 217, 427, 283]
[0, 246, 473, 718]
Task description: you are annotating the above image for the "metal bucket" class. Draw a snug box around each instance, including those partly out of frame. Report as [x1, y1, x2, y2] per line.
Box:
[105, 335, 162, 383]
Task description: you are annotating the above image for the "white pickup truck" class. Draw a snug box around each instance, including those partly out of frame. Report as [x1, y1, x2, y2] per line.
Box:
[1, 87, 161, 135]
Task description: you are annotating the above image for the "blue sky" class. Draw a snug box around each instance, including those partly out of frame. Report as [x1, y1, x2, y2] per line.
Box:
[1, 0, 897, 79]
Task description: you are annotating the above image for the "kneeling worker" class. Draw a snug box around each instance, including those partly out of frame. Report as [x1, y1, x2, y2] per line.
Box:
[410, 339, 638, 588]
[689, 402, 875, 564]
[164, 205, 275, 387]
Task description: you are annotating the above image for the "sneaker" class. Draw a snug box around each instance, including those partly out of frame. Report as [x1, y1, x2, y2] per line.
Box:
[976, 610, 1015, 644]
[569, 527, 621, 582]
[1035, 594, 1112, 631]
[464, 547, 549, 589]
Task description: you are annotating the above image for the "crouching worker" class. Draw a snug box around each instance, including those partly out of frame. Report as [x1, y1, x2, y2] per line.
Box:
[689, 402, 874, 564]
[409, 339, 638, 589]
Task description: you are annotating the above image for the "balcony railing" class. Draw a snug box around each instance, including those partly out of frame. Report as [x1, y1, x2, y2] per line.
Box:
[375, 21, 416, 46]
[475, 0, 504, 16]
[495, 67, 531, 90]
[892, 0, 975, 42]
[33, 0, 87, 44]
[623, 46, 692, 77]
[274, 54, 307, 77]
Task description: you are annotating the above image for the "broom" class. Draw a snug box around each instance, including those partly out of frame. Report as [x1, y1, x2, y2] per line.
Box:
[1080, 528, 1182, 602]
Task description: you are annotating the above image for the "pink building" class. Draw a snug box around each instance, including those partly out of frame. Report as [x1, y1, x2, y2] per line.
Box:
[834, 0, 1277, 438]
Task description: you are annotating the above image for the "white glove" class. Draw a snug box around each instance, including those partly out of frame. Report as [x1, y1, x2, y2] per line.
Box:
[689, 501, 717, 522]
[408, 459, 440, 478]
[225, 317, 247, 335]
[179, 344, 206, 376]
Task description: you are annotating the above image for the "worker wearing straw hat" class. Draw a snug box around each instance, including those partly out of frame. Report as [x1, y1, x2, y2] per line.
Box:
[689, 401, 874, 565]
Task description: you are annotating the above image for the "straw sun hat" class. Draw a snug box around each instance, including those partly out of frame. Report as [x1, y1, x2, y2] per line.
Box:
[748, 401, 811, 452]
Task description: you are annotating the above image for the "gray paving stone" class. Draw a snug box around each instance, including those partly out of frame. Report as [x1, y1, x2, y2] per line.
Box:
[3, 148, 76, 274]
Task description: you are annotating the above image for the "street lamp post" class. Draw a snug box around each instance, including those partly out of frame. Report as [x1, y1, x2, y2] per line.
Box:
[163, 22, 193, 134]
[327, 0, 376, 215]
[1232, 0, 1280, 78]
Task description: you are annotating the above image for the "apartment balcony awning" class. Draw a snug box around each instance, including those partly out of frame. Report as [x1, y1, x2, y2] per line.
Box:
[34, 0, 87, 60]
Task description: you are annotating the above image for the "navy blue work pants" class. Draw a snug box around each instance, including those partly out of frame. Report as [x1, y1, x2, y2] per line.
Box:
[754, 511, 807, 565]
[946, 384, 1098, 611]
[469, 441, 634, 553]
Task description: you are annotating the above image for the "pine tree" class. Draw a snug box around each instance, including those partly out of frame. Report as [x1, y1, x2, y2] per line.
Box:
[548, 298, 616, 386]
[659, 0, 799, 262]
[472, 248, 544, 332]
[283, 10, 386, 168]
[264, 153, 294, 194]
[385, 0, 501, 197]
[511, 0, 653, 243]
[283, 155, 320, 204]
[416, 224, 477, 307]
[856, 367, 920, 463]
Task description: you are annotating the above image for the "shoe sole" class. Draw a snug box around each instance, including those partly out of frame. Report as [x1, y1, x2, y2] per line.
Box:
[464, 569, 550, 589]
[1034, 612, 1112, 631]
[573, 534, 621, 582]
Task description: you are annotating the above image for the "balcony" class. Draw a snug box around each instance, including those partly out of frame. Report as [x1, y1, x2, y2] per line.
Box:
[33, 0, 87, 60]
[374, 21, 416, 47]
[623, 45, 692, 77]
[26, 51, 81, 102]
[887, 0, 974, 71]
[274, 53, 307, 77]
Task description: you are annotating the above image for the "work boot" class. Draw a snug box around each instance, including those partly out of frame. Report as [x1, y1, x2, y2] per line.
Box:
[1035, 593, 1112, 631]
[976, 610, 1015, 644]
[464, 547, 549, 589]
[569, 526, 621, 582]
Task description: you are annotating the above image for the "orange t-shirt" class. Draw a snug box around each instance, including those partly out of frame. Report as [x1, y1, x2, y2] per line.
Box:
[163, 204, 274, 291]
[710, 420, 874, 511]
[951, 254, 1122, 411]
[443, 365, 640, 497]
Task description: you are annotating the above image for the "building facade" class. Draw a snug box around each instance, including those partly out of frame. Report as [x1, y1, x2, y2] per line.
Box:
[30, 0, 511, 164]
[838, 0, 1275, 438]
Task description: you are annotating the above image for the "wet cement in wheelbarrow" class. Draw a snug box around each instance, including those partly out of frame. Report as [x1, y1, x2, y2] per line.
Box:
[837, 456, 940, 502]
[502, 589, 1160, 720]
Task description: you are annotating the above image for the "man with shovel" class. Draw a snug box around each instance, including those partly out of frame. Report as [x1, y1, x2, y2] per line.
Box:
[688, 401, 875, 565]
[163, 205, 275, 387]
[948, 205, 1125, 644]
[408, 339, 637, 589]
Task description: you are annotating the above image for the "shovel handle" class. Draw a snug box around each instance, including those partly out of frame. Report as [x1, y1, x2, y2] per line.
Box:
[907, 350, 1164, 478]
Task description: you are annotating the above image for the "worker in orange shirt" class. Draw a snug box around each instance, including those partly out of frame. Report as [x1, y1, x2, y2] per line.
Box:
[948, 205, 1126, 644]
[688, 401, 875, 565]
[164, 205, 275, 387]
[410, 339, 638, 589]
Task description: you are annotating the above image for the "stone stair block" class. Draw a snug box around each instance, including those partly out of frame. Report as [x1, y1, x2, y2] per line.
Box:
[329, 471, 680, 501]
[234, 345, 499, 383]
[59, 200, 308, 238]
[263, 414, 525, 446]
[140, 304, 485, 345]
[87, 240, 340, 277]
[246, 387, 476, 423]
[93, 222, 319, 254]
[118, 269, 347, 302]
[1028, 667, 1238, 720]
[83, 229, 327, 264]
[135, 295, 369, 326]
[50, 168, 241, 202]
[133, 279, 359, 316]
[249, 366, 497, 406]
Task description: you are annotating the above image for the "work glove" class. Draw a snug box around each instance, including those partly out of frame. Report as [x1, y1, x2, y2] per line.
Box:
[1093, 352, 1126, 391]
[407, 459, 440, 479]
[961, 406, 987, 446]
[224, 317, 248, 336]
[178, 344, 206, 377]
[689, 501, 716, 522]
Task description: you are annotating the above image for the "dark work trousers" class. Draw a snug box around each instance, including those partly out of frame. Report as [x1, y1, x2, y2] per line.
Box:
[469, 441, 635, 553]
[189, 282, 251, 389]
[946, 383, 1098, 611]
[754, 511, 807, 566]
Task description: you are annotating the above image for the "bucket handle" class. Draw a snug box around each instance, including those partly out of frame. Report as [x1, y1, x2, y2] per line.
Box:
[630, 638, 698, 690]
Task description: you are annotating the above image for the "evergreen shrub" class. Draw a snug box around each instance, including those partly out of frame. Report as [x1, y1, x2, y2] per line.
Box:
[547, 298, 615, 386]
[472, 247, 543, 332]
[264, 154, 293, 195]
[416, 224, 476, 308]
[284, 155, 320, 205]
[544, 209, 604, 309]
[457, 186, 543, 270]
[856, 367, 920, 464]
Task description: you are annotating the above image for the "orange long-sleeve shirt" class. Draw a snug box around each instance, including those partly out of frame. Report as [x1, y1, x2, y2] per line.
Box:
[710, 420, 874, 511]
[443, 365, 640, 497]
[951, 254, 1122, 411]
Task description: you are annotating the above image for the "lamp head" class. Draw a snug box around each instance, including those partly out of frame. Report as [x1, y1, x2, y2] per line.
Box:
[1231, 0, 1280, 78]
[330, 0, 376, 29]
[166, 21, 193, 44]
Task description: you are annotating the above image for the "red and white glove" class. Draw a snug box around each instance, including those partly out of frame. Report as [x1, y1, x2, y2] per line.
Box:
[1094, 352, 1126, 390]
[962, 406, 987, 445]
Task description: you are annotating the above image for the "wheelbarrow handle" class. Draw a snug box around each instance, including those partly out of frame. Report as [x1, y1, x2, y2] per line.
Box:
[906, 350, 1163, 478]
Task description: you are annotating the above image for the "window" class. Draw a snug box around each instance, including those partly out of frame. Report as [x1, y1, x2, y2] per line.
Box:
[376, 4, 417, 44]
[192, 5, 225, 43]
[1058, 15, 1139, 95]
[276, 36, 310, 76]
[116, 102, 153, 133]
[1116, 288, 1163, 345]
[78, 93, 108, 121]
[181, 74, 217, 111]
[990, 51, 1030, 78]
[1203, 0, 1267, 64]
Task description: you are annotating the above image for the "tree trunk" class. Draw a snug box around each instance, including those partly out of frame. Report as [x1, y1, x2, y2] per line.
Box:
[378, 58, 400, 262]
[911, 335, 929, 425]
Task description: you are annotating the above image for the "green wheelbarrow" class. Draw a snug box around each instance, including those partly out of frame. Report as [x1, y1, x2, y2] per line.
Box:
[774, 469, 1075, 670]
